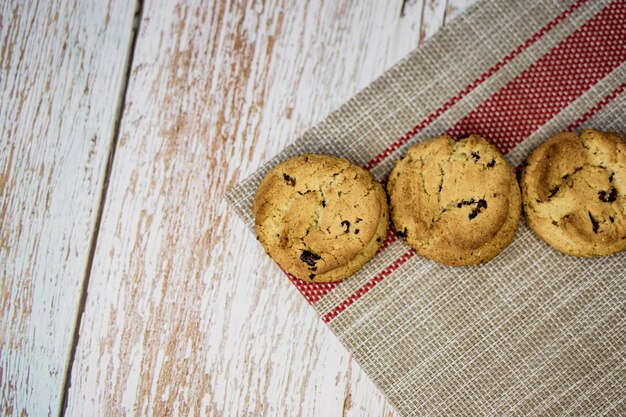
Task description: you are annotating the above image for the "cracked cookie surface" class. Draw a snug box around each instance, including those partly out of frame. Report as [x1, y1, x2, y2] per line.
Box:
[387, 135, 521, 266]
[521, 129, 626, 257]
[252, 154, 388, 282]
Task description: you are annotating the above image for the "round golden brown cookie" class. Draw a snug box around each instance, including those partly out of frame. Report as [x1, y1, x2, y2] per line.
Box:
[387, 135, 521, 266]
[252, 154, 388, 282]
[521, 129, 626, 257]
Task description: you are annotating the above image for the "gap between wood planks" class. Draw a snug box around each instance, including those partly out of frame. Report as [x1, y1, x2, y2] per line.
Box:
[58, 1, 145, 416]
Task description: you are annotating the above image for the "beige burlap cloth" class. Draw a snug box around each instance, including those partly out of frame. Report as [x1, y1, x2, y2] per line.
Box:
[227, 0, 626, 415]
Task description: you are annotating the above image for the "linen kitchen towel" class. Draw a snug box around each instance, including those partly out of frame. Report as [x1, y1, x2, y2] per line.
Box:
[227, 0, 626, 415]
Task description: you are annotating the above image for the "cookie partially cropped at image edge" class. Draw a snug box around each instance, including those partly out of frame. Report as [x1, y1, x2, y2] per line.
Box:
[387, 135, 521, 266]
[252, 154, 389, 283]
[521, 129, 626, 257]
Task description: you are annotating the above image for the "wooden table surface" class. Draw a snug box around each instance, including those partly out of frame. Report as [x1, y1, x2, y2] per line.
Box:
[1, 1, 474, 415]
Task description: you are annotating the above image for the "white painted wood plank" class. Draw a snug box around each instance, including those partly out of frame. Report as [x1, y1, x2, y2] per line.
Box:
[66, 1, 471, 416]
[444, 0, 477, 25]
[0, 1, 137, 416]
[387, 0, 426, 66]
[421, 0, 448, 41]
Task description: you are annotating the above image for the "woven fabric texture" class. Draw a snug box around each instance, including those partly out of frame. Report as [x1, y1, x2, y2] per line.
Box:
[226, 0, 626, 415]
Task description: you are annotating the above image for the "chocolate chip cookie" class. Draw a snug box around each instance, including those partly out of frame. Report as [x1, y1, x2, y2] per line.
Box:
[387, 135, 521, 266]
[521, 129, 626, 257]
[252, 154, 388, 282]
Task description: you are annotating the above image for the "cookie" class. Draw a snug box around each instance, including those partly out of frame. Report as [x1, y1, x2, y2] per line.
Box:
[252, 154, 388, 282]
[521, 129, 626, 257]
[387, 135, 521, 266]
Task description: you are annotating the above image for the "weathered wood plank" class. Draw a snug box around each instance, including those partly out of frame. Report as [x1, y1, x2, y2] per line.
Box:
[444, 0, 477, 25]
[65, 1, 472, 415]
[0, 1, 137, 416]
[389, 0, 426, 67]
[421, 0, 448, 41]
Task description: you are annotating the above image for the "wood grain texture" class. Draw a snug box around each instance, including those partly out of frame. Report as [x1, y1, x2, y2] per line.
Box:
[0, 1, 137, 416]
[444, 0, 476, 25]
[56, 0, 472, 416]
[420, 0, 448, 41]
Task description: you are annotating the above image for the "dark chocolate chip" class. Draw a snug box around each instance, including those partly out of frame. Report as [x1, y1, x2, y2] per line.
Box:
[300, 250, 321, 266]
[396, 228, 408, 238]
[282, 173, 296, 186]
[321, 200, 326, 207]
[457, 198, 476, 208]
[356, 217, 362, 223]
[486, 159, 496, 168]
[309, 274, 315, 280]
[354, 229, 360, 235]
[469, 199, 487, 220]
[376, 237, 382, 242]
[588, 212, 600, 234]
[609, 216, 614, 223]
[471, 152, 480, 161]
[548, 186, 560, 198]
[341, 220, 350, 233]
[609, 173, 614, 182]
[552, 220, 558, 226]
[598, 187, 617, 203]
